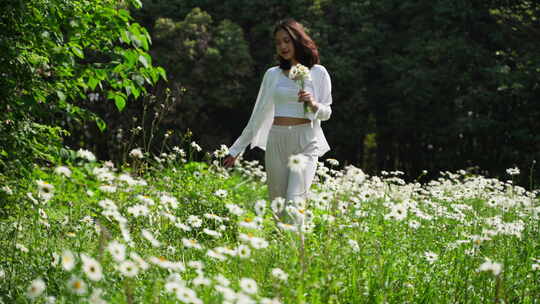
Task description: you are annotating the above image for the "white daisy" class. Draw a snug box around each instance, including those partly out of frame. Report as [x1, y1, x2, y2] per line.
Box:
[54, 166, 72, 177]
[98, 199, 117, 210]
[424, 251, 439, 264]
[203, 228, 222, 238]
[254, 200, 266, 216]
[277, 222, 297, 232]
[187, 215, 203, 228]
[408, 220, 421, 229]
[213, 144, 229, 158]
[26, 278, 46, 299]
[187, 260, 204, 270]
[61, 250, 76, 271]
[160, 195, 178, 208]
[176, 286, 197, 302]
[207, 249, 227, 261]
[506, 167, 520, 175]
[165, 281, 185, 294]
[226, 203, 245, 216]
[271, 197, 285, 214]
[271, 268, 288, 281]
[129, 148, 144, 159]
[190, 141, 202, 152]
[36, 180, 54, 201]
[204, 213, 225, 222]
[175, 221, 192, 231]
[239, 277, 258, 295]
[141, 229, 161, 247]
[477, 258, 502, 276]
[348, 239, 360, 252]
[129, 252, 150, 270]
[239, 217, 259, 229]
[98, 184, 117, 193]
[89, 288, 106, 304]
[118, 260, 139, 277]
[215, 285, 237, 301]
[127, 204, 149, 217]
[214, 274, 230, 286]
[237, 244, 251, 259]
[182, 238, 203, 250]
[67, 276, 87, 295]
[107, 240, 126, 262]
[214, 189, 228, 198]
[193, 275, 212, 286]
[81, 253, 103, 281]
[76, 148, 96, 162]
[325, 158, 339, 166]
[288, 154, 308, 172]
[384, 203, 408, 221]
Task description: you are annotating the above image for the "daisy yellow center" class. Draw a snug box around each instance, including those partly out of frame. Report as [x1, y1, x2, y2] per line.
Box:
[73, 281, 82, 289]
[159, 256, 167, 262]
[244, 218, 253, 223]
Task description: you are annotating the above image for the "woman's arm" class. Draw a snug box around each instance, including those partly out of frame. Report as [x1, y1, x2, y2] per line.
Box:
[227, 68, 272, 158]
[299, 67, 332, 121]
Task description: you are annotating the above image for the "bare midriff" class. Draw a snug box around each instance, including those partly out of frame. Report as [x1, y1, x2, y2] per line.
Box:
[273, 116, 310, 125]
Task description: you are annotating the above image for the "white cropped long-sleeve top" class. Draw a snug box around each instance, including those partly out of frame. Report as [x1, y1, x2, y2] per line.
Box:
[228, 64, 332, 157]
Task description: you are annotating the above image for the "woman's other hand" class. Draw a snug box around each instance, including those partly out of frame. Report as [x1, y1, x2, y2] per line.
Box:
[223, 155, 237, 168]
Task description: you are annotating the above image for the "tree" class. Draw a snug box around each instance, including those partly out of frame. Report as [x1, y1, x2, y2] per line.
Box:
[0, 0, 165, 174]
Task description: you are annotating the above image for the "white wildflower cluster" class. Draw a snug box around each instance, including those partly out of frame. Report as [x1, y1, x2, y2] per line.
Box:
[76, 148, 96, 162]
[288, 154, 308, 173]
[129, 147, 144, 159]
[477, 258, 503, 276]
[191, 141, 202, 152]
[288, 63, 311, 82]
[36, 180, 54, 202]
[1, 185, 13, 195]
[172, 146, 187, 163]
[54, 166, 72, 177]
[506, 167, 520, 176]
[213, 144, 229, 158]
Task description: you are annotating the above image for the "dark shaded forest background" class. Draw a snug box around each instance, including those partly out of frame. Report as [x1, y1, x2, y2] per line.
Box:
[2, 0, 540, 187]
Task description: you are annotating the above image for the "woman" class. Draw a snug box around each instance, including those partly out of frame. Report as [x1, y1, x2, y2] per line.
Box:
[223, 18, 332, 216]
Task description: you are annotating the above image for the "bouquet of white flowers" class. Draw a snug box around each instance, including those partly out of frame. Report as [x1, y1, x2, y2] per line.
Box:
[288, 63, 312, 114]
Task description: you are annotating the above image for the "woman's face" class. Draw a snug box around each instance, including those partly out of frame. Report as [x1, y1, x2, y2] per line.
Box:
[275, 28, 295, 63]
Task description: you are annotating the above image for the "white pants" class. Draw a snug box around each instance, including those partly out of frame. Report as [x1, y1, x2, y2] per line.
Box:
[265, 123, 319, 205]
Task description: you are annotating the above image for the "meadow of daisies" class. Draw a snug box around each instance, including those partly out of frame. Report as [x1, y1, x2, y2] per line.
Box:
[1, 143, 539, 304]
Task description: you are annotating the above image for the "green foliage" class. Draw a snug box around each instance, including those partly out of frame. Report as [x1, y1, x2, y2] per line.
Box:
[150, 8, 254, 139]
[0, 0, 165, 174]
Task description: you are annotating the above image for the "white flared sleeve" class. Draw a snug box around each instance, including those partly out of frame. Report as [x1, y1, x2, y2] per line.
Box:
[313, 67, 332, 121]
[228, 69, 271, 157]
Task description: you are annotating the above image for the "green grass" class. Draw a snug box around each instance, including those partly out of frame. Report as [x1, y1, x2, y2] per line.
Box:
[0, 149, 539, 303]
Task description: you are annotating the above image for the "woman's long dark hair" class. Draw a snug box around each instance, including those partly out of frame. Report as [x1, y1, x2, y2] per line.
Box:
[273, 18, 320, 70]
